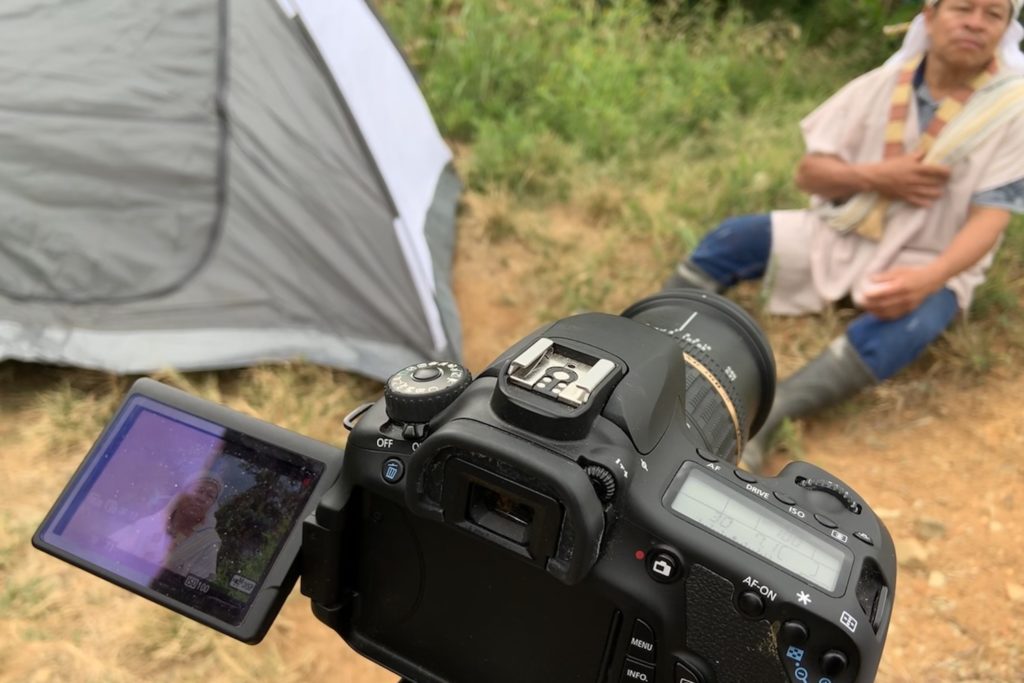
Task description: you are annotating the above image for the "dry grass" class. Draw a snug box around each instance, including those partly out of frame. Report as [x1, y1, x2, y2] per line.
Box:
[0, 363, 391, 683]
[3, 3, 1023, 678]
[3, 181, 1024, 681]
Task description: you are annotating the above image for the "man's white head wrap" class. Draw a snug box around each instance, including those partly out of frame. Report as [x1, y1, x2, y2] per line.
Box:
[885, 0, 1024, 72]
[178, 472, 224, 531]
[185, 472, 225, 500]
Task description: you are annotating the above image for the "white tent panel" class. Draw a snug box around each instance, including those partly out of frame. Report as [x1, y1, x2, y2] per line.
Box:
[293, 0, 452, 353]
[275, 0, 297, 18]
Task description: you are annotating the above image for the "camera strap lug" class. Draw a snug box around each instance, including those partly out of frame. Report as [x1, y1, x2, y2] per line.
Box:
[343, 402, 375, 431]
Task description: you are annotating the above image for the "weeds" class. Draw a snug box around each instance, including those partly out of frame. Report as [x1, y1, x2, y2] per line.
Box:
[26, 380, 124, 459]
[380, 0, 893, 201]
[0, 576, 51, 614]
[3, 3, 1024, 681]
[380, 0, 1024, 373]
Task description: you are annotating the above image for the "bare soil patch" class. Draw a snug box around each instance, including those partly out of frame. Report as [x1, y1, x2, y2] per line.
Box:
[2, 191, 1022, 682]
[450, 193, 1024, 683]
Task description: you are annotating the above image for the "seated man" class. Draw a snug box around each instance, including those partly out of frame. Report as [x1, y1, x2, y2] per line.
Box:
[666, 0, 1024, 471]
[110, 473, 224, 579]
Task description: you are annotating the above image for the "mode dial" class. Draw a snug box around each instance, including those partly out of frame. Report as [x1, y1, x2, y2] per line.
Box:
[384, 361, 471, 425]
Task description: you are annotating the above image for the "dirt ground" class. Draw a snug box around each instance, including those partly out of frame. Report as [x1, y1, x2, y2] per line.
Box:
[792, 368, 1024, 682]
[446, 197, 1024, 682]
[3, 193, 1023, 683]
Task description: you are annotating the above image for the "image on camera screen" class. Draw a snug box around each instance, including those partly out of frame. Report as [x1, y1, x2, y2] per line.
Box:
[36, 395, 325, 626]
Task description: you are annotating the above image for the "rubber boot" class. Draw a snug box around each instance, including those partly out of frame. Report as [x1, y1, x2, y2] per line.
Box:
[740, 336, 877, 473]
[662, 258, 726, 293]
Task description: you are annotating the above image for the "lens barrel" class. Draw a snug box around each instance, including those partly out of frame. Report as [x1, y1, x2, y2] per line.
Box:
[622, 291, 775, 462]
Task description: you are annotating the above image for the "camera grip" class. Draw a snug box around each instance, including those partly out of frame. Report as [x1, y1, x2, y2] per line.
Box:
[686, 564, 789, 682]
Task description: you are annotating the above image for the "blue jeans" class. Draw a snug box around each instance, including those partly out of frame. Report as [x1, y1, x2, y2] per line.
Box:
[689, 213, 960, 381]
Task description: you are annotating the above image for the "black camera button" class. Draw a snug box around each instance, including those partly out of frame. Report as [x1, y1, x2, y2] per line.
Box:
[411, 366, 443, 381]
[696, 447, 718, 462]
[814, 513, 838, 529]
[854, 530, 874, 546]
[773, 491, 796, 506]
[871, 585, 891, 632]
[733, 469, 757, 484]
[620, 657, 656, 683]
[646, 550, 682, 583]
[821, 649, 849, 676]
[674, 660, 705, 683]
[780, 620, 809, 645]
[381, 458, 405, 484]
[737, 590, 765, 618]
[627, 619, 657, 663]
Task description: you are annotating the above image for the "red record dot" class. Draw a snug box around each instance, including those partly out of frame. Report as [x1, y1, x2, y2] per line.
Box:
[634, 550, 646, 561]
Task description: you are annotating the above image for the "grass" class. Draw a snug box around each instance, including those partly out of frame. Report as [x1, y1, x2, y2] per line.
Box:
[376, 0, 1024, 368]
[0, 363, 391, 683]
[385, 0, 1024, 372]
[4, 1, 1024, 681]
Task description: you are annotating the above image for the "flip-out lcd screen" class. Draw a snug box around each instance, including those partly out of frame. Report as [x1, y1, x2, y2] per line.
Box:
[36, 394, 325, 628]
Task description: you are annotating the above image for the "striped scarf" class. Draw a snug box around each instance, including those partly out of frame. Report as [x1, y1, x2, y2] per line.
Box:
[820, 56, 1024, 240]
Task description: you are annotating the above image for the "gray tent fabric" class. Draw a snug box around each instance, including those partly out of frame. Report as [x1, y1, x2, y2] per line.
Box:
[423, 165, 464, 364]
[0, 0, 225, 302]
[0, 0, 461, 381]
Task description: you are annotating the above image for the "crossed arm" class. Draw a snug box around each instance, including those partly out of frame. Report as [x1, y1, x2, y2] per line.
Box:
[795, 153, 1012, 320]
[795, 151, 952, 207]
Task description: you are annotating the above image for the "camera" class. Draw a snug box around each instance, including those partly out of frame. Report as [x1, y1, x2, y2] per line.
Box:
[34, 291, 897, 683]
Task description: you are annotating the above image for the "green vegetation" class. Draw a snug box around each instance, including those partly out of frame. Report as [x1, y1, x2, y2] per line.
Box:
[3, 5, 1024, 679]
[382, 0, 890, 198]
[377, 0, 1024, 371]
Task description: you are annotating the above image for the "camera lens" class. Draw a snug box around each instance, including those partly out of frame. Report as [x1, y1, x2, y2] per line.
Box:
[621, 290, 775, 462]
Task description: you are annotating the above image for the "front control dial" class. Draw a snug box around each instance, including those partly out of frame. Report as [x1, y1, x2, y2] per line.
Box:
[384, 361, 471, 424]
[797, 477, 861, 514]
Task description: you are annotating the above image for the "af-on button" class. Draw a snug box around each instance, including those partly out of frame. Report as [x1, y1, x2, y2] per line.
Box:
[737, 590, 765, 618]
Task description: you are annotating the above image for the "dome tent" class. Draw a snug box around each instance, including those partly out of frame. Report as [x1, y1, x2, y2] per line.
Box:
[0, 0, 461, 381]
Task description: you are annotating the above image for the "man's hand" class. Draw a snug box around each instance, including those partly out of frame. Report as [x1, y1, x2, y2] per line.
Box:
[861, 265, 944, 320]
[866, 151, 951, 207]
[794, 152, 951, 206]
[861, 206, 1010, 320]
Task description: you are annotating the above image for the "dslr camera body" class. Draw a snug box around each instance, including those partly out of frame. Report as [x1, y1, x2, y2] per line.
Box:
[35, 292, 896, 683]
